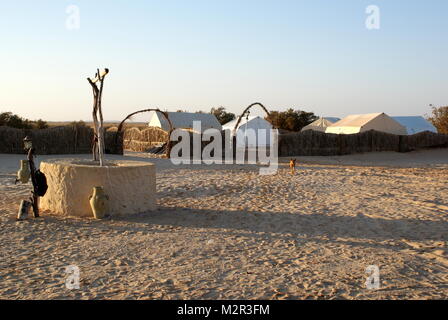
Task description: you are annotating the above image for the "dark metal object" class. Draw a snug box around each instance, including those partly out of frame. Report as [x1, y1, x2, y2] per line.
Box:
[23, 136, 39, 218]
[23, 136, 33, 150]
[28, 148, 39, 217]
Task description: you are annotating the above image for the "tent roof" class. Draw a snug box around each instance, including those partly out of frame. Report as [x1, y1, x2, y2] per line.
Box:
[326, 112, 408, 135]
[303, 117, 340, 130]
[149, 111, 222, 131]
[222, 116, 271, 130]
[322, 117, 341, 123]
[392, 116, 437, 134]
[330, 113, 384, 128]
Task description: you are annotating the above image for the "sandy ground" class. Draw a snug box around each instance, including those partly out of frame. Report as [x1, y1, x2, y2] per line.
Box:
[0, 149, 447, 300]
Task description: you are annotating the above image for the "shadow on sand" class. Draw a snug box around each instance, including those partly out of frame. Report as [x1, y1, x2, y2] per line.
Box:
[110, 206, 448, 244]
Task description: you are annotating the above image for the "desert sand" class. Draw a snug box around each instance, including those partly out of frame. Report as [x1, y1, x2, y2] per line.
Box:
[0, 149, 447, 300]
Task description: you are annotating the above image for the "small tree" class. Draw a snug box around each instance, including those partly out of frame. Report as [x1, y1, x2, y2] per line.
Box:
[34, 119, 48, 129]
[210, 106, 235, 125]
[266, 109, 318, 132]
[428, 105, 448, 134]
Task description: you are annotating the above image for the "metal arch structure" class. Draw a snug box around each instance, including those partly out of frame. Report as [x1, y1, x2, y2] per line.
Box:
[232, 102, 274, 134]
[115, 108, 174, 158]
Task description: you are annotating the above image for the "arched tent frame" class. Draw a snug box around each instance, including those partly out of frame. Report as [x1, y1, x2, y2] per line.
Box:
[116, 109, 174, 158]
[233, 102, 274, 134]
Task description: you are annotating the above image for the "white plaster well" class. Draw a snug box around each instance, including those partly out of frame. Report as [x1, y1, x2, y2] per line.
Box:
[40, 159, 156, 217]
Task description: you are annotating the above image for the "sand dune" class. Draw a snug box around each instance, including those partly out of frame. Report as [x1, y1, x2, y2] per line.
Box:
[0, 150, 447, 299]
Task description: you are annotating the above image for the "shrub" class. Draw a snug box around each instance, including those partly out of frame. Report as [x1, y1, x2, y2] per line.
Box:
[0, 111, 33, 129]
[428, 105, 448, 134]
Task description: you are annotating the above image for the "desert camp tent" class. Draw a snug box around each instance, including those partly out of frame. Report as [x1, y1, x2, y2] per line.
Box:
[325, 113, 407, 135]
[301, 117, 341, 132]
[392, 116, 437, 135]
[222, 116, 274, 147]
[148, 111, 222, 132]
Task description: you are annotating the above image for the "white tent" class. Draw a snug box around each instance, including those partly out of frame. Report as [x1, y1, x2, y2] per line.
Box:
[325, 113, 407, 135]
[148, 111, 222, 132]
[222, 116, 274, 147]
[302, 117, 341, 132]
[392, 116, 437, 135]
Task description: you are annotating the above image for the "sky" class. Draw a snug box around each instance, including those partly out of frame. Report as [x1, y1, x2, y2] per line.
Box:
[0, 0, 447, 122]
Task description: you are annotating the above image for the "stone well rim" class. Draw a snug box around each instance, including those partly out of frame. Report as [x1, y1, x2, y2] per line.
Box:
[40, 159, 155, 169]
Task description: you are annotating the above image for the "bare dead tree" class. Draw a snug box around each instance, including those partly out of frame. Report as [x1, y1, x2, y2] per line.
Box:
[87, 68, 109, 166]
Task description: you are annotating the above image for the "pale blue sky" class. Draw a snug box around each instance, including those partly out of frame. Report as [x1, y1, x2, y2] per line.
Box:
[0, 1, 447, 121]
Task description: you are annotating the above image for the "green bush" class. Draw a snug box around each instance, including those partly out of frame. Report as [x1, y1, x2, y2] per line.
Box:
[266, 109, 318, 132]
[210, 107, 235, 125]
